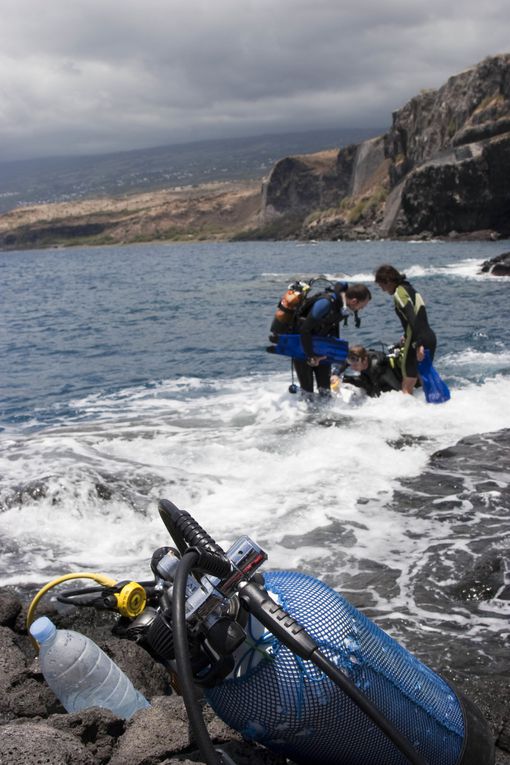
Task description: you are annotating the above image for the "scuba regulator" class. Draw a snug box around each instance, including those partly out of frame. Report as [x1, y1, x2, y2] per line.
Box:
[28, 499, 495, 765]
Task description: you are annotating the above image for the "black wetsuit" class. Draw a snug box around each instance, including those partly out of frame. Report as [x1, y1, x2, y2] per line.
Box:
[294, 291, 350, 394]
[342, 351, 402, 397]
[393, 280, 437, 378]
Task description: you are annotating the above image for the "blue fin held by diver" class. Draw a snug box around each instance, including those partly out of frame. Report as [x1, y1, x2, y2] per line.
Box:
[267, 333, 349, 364]
[418, 350, 451, 404]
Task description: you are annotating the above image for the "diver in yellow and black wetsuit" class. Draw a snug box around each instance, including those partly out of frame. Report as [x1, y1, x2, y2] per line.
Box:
[374, 264, 437, 395]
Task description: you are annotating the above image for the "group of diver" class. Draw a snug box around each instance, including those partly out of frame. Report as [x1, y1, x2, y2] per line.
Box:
[272, 263, 437, 400]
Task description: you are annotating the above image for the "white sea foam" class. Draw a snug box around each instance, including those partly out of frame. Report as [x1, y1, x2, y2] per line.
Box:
[263, 257, 501, 284]
[2, 371, 509, 590]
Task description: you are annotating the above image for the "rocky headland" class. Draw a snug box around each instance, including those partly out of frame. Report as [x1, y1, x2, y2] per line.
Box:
[259, 52, 510, 242]
[0, 52, 509, 250]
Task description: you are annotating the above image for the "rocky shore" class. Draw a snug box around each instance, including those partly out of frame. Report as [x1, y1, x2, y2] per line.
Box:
[1, 584, 509, 764]
[0, 592, 284, 765]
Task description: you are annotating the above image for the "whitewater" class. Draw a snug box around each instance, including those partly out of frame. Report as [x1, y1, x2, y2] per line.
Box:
[1, 239, 509, 673]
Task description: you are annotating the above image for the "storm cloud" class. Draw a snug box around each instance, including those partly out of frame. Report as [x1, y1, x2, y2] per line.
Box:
[1, 0, 509, 160]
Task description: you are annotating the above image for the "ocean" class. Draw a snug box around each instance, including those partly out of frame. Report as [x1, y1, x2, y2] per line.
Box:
[1, 239, 509, 678]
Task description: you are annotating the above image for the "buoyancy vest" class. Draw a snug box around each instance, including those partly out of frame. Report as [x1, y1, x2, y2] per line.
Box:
[269, 281, 311, 338]
[297, 290, 350, 336]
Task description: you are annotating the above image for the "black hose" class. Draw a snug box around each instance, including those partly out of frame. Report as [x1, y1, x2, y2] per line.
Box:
[159, 499, 224, 556]
[172, 549, 221, 765]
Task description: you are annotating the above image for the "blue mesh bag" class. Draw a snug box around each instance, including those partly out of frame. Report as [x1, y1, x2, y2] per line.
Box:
[205, 570, 468, 765]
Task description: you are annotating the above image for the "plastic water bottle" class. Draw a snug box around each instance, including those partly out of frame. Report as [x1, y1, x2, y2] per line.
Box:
[30, 616, 150, 718]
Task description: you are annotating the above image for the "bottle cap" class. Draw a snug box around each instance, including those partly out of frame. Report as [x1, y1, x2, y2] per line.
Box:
[29, 616, 57, 643]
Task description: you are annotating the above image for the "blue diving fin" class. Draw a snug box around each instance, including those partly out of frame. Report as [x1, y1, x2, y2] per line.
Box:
[418, 350, 451, 404]
[267, 334, 349, 364]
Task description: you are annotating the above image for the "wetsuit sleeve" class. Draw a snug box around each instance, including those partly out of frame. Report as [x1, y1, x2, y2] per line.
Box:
[299, 298, 331, 357]
[394, 286, 423, 346]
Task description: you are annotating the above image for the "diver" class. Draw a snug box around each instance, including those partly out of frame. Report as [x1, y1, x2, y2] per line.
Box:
[374, 264, 437, 395]
[333, 344, 402, 398]
[294, 283, 371, 397]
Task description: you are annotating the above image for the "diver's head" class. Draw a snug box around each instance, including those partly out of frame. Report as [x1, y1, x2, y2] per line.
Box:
[374, 264, 405, 294]
[344, 284, 371, 312]
[347, 345, 369, 371]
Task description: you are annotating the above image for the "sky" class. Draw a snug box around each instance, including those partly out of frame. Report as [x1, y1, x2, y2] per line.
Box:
[1, 0, 509, 162]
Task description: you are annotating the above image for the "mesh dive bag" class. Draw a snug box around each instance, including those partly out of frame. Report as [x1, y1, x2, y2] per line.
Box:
[205, 570, 464, 765]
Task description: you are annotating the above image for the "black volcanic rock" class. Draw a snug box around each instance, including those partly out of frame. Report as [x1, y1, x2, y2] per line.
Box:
[480, 251, 510, 276]
[262, 145, 357, 218]
[394, 134, 510, 236]
[261, 53, 510, 241]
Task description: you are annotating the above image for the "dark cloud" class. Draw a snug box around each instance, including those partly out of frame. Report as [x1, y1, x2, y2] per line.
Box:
[1, 0, 509, 160]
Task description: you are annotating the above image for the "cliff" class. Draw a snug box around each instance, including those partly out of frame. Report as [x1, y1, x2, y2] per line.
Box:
[258, 52, 510, 241]
[1, 54, 510, 249]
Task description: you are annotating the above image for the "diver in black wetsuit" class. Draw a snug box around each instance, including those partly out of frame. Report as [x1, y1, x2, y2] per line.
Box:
[374, 264, 437, 395]
[294, 283, 371, 396]
[338, 345, 402, 397]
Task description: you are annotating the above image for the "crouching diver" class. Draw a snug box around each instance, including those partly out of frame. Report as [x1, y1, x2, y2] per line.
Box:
[338, 344, 402, 397]
[295, 282, 371, 397]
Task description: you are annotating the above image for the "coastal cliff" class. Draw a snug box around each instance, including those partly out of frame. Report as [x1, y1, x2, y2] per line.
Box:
[258, 52, 510, 241]
[1, 53, 509, 249]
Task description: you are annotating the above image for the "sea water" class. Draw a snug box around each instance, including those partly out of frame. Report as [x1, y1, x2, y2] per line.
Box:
[1, 239, 509, 676]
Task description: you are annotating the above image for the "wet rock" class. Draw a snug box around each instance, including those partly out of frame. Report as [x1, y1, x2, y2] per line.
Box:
[447, 554, 506, 601]
[95, 482, 113, 500]
[11, 479, 49, 504]
[480, 251, 510, 276]
[443, 672, 510, 758]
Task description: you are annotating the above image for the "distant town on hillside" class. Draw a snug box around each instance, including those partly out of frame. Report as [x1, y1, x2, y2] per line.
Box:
[0, 127, 384, 214]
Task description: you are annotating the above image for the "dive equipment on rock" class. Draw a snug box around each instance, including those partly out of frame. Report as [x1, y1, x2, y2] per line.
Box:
[27, 500, 494, 765]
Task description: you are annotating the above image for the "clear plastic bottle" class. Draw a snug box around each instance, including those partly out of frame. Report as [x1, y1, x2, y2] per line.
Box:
[30, 616, 150, 718]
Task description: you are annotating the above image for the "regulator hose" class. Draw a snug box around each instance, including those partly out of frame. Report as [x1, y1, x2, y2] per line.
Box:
[158, 499, 226, 555]
[26, 572, 117, 636]
[172, 548, 221, 765]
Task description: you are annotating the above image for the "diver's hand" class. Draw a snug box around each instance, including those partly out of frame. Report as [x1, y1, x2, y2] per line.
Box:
[416, 345, 425, 362]
[307, 355, 326, 367]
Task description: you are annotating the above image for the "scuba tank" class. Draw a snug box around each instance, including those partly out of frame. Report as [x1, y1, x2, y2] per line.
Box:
[269, 280, 311, 338]
[155, 502, 494, 765]
[206, 569, 492, 765]
[29, 500, 495, 765]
